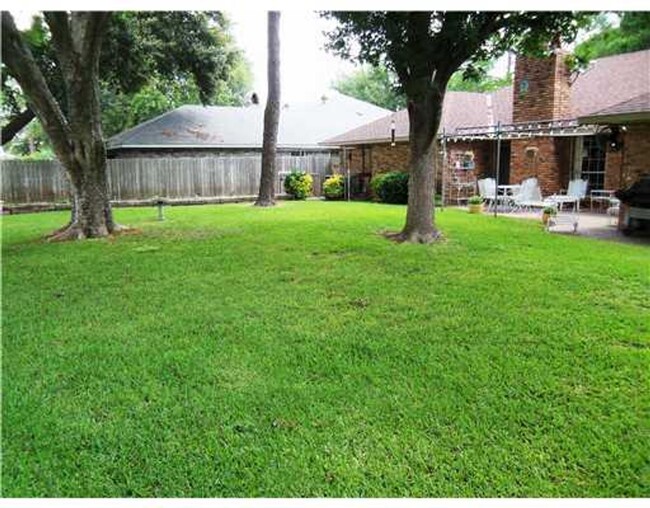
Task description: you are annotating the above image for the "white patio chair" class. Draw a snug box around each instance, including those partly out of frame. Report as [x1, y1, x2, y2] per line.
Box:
[477, 178, 491, 208]
[479, 177, 511, 211]
[545, 179, 588, 211]
[512, 178, 546, 212]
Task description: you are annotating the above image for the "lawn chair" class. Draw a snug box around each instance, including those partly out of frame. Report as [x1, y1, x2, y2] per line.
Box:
[478, 177, 511, 211]
[512, 178, 546, 212]
[545, 179, 588, 211]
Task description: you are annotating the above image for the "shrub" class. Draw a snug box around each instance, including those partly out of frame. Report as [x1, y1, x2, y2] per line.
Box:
[323, 174, 345, 200]
[543, 205, 558, 215]
[284, 171, 313, 200]
[468, 195, 483, 205]
[370, 171, 409, 204]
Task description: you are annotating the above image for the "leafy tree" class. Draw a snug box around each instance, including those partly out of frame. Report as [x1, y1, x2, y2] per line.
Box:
[323, 11, 591, 243]
[256, 11, 281, 207]
[1, 11, 249, 239]
[2, 11, 119, 239]
[2, 12, 252, 148]
[333, 60, 512, 111]
[333, 65, 406, 111]
[574, 12, 650, 61]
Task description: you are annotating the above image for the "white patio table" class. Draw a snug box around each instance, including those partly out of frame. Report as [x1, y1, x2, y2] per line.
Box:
[497, 184, 521, 212]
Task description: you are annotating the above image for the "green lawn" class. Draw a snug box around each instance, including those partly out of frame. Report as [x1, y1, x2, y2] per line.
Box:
[2, 201, 649, 497]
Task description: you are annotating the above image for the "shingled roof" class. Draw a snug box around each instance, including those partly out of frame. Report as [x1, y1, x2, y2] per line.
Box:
[107, 91, 391, 151]
[578, 92, 650, 124]
[323, 49, 650, 146]
[322, 89, 513, 146]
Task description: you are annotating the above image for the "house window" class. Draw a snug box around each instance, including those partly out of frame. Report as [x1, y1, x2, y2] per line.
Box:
[580, 136, 606, 191]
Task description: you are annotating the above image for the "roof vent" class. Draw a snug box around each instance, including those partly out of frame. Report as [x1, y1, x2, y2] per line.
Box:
[321, 94, 329, 104]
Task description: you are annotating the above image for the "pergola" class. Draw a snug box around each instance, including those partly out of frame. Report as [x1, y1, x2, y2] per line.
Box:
[438, 119, 603, 215]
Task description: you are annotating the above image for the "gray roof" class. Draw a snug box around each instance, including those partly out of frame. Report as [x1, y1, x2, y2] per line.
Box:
[107, 91, 392, 151]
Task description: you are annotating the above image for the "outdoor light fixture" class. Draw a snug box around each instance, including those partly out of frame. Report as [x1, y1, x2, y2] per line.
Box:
[390, 119, 396, 146]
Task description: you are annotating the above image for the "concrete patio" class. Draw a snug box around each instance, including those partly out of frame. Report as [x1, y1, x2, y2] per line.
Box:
[458, 207, 650, 245]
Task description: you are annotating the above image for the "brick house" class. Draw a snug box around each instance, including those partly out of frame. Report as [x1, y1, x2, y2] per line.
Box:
[321, 49, 650, 202]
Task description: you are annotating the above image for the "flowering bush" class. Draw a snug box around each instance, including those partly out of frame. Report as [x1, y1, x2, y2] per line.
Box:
[323, 174, 345, 200]
[284, 171, 313, 200]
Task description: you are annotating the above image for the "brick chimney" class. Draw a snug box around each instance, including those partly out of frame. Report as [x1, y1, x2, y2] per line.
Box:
[512, 49, 572, 123]
[509, 49, 574, 196]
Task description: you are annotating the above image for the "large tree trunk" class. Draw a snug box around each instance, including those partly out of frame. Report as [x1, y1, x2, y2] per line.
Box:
[52, 37, 118, 240]
[49, 144, 116, 240]
[2, 12, 120, 240]
[393, 84, 446, 243]
[255, 11, 281, 207]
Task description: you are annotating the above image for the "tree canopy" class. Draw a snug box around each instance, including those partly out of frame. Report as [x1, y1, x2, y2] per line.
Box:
[575, 12, 650, 61]
[2, 11, 252, 156]
[447, 59, 513, 93]
[333, 65, 406, 111]
[333, 59, 512, 112]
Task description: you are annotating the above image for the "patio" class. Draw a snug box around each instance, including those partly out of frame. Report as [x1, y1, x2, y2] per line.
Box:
[469, 208, 650, 245]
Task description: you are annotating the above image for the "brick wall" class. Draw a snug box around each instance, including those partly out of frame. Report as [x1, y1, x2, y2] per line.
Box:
[509, 137, 572, 195]
[621, 124, 650, 187]
[344, 139, 500, 202]
[604, 149, 623, 190]
[513, 50, 571, 123]
[344, 143, 411, 175]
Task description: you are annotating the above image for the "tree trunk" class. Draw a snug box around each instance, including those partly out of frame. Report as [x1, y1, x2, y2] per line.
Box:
[393, 89, 445, 243]
[2, 12, 120, 240]
[49, 144, 117, 240]
[255, 11, 281, 207]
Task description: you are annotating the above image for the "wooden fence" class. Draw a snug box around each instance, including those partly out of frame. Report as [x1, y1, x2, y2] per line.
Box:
[0, 154, 337, 204]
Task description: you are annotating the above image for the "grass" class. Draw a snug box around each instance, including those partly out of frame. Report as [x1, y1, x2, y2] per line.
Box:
[2, 201, 649, 497]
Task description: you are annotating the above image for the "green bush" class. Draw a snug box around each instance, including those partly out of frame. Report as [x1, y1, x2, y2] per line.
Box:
[284, 171, 313, 200]
[370, 171, 409, 204]
[323, 174, 345, 200]
[468, 195, 483, 205]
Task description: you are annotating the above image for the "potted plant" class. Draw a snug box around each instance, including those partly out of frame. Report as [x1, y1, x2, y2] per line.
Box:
[468, 195, 483, 214]
[542, 205, 557, 225]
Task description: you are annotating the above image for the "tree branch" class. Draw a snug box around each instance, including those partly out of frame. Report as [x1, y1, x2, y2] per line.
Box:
[43, 12, 76, 78]
[1, 108, 36, 146]
[79, 12, 112, 63]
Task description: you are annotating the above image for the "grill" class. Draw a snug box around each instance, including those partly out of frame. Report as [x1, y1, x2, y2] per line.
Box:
[615, 173, 650, 236]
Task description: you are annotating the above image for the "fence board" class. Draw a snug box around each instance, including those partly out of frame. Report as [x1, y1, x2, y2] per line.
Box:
[0, 153, 337, 204]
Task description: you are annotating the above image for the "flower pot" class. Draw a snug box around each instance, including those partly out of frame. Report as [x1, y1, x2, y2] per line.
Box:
[468, 204, 482, 214]
[542, 213, 553, 225]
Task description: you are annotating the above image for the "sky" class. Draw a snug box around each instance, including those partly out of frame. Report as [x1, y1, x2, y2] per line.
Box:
[227, 11, 358, 104]
[226, 10, 622, 105]
[226, 10, 521, 104]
